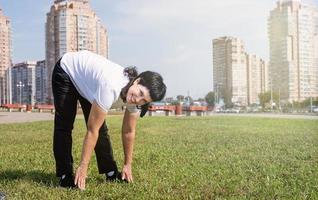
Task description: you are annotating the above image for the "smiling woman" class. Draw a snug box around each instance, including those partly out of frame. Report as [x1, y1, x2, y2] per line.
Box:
[121, 68, 166, 106]
[51, 50, 166, 190]
[125, 79, 151, 105]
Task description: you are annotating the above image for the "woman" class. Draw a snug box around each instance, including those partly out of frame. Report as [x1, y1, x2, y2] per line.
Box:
[52, 50, 166, 190]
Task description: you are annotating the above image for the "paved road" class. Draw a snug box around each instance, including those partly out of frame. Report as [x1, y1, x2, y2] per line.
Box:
[0, 112, 55, 124]
[0, 111, 88, 124]
[0, 111, 317, 124]
[213, 113, 318, 120]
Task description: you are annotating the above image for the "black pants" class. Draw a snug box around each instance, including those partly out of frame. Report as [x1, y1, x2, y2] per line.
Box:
[52, 59, 118, 177]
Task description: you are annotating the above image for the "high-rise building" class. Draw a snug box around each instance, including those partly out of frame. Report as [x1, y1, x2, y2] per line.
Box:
[11, 61, 36, 105]
[6, 65, 12, 104]
[0, 8, 12, 105]
[35, 60, 47, 104]
[213, 36, 248, 106]
[213, 37, 268, 106]
[46, 0, 108, 103]
[268, 0, 318, 102]
[246, 54, 268, 105]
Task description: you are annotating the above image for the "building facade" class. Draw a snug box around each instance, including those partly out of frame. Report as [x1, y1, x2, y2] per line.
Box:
[35, 60, 47, 104]
[268, 0, 318, 102]
[246, 54, 268, 105]
[213, 36, 248, 106]
[0, 8, 12, 104]
[11, 62, 36, 105]
[46, 0, 108, 103]
[6, 66, 12, 104]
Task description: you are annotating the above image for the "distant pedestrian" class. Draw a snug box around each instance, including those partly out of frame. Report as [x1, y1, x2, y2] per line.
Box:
[52, 50, 166, 190]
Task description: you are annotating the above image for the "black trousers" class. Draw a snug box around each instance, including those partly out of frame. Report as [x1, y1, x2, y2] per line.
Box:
[52, 59, 118, 177]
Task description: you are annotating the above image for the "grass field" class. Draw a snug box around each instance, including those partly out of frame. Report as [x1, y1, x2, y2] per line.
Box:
[0, 116, 317, 199]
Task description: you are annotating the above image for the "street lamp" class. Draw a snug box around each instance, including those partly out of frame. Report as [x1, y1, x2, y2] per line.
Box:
[278, 87, 281, 112]
[17, 81, 24, 104]
[27, 83, 32, 105]
[213, 83, 218, 105]
[305, 83, 313, 113]
[214, 82, 222, 105]
[270, 79, 273, 111]
[307, 84, 313, 113]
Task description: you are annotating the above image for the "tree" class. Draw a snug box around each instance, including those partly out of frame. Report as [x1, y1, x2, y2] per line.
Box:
[258, 92, 270, 108]
[176, 95, 185, 102]
[258, 91, 279, 109]
[110, 98, 125, 110]
[171, 100, 180, 105]
[165, 97, 174, 103]
[205, 91, 215, 106]
[185, 96, 193, 105]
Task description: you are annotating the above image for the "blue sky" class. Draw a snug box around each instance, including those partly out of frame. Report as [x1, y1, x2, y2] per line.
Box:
[0, 0, 308, 98]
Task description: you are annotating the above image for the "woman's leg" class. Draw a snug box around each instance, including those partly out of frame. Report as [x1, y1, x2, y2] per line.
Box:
[52, 62, 78, 177]
[78, 96, 118, 174]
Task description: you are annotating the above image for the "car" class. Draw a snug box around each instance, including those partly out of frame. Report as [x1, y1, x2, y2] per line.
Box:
[308, 106, 318, 113]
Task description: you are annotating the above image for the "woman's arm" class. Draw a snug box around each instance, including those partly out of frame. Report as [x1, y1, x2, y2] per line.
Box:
[121, 109, 139, 182]
[75, 101, 106, 190]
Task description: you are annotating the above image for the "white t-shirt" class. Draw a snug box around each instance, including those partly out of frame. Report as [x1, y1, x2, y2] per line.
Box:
[60, 50, 138, 113]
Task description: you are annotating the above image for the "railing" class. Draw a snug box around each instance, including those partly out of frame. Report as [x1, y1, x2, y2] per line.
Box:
[147, 105, 208, 116]
[1, 104, 27, 112]
[34, 104, 55, 113]
[0, 104, 55, 113]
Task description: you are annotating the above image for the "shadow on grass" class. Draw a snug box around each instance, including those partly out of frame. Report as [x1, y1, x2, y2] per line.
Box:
[0, 170, 57, 187]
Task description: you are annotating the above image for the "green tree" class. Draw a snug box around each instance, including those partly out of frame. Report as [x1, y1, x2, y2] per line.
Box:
[258, 91, 279, 109]
[185, 96, 193, 105]
[110, 98, 125, 110]
[205, 91, 215, 106]
[176, 95, 185, 102]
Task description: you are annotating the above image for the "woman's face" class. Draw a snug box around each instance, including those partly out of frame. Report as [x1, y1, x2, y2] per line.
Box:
[126, 78, 152, 105]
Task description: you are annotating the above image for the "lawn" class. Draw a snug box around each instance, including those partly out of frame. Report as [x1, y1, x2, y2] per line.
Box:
[0, 116, 317, 199]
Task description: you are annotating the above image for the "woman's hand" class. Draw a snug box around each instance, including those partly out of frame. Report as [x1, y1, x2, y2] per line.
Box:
[74, 164, 88, 190]
[122, 164, 133, 183]
[74, 102, 107, 190]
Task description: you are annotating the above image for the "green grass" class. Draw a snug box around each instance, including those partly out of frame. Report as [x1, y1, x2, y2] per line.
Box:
[0, 116, 317, 199]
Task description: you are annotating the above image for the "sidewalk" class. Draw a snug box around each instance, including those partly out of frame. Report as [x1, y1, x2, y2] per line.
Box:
[0, 111, 317, 124]
[213, 113, 318, 120]
[0, 112, 54, 124]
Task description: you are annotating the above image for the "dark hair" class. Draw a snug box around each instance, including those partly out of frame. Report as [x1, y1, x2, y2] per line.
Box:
[121, 66, 138, 101]
[121, 67, 166, 102]
[136, 71, 166, 102]
[121, 67, 167, 117]
[123, 66, 138, 82]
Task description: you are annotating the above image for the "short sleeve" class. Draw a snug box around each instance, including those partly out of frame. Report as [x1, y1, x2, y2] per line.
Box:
[126, 103, 139, 113]
[94, 82, 116, 112]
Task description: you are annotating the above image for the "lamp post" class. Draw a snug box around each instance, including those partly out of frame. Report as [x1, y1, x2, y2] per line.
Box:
[270, 80, 273, 111]
[310, 96, 313, 113]
[27, 83, 32, 105]
[308, 85, 313, 113]
[215, 82, 222, 105]
[214, 83, 218, 105]
[17, 81, 24, 104]
[278, 87, 281, 112]
[305, 83, 312, 113]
